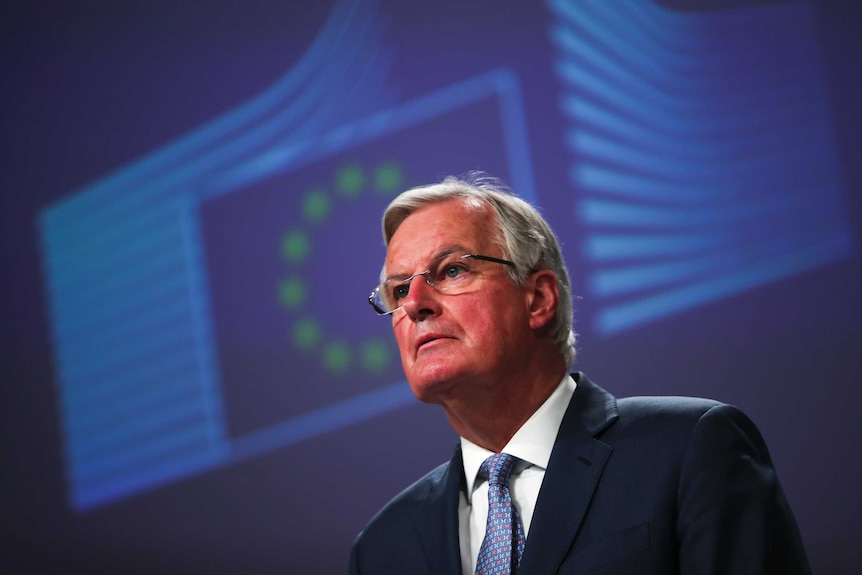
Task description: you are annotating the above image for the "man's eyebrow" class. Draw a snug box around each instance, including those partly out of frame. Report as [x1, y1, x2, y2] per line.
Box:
[384, 245, 471, 282]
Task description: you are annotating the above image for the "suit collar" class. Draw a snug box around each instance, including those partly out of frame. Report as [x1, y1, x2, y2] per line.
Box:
[517, 372, 619, 575]
[461, 373, 577, 501]
[570, 371, 619, 436]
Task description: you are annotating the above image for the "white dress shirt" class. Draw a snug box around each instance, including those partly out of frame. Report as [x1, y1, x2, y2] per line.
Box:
[458, 374, 577, 575]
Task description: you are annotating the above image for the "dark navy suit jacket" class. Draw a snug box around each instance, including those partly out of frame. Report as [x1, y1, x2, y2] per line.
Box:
[349, 373, 810, 574]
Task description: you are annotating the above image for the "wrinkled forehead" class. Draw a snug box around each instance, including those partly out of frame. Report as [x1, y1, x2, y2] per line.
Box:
[383, 200, 499, 275]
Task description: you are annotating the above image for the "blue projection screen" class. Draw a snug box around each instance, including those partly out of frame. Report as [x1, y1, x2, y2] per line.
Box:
[549, 0, 852, 334]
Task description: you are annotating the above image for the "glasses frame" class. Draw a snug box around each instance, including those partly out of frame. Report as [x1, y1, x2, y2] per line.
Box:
[368, 253, 516, 315]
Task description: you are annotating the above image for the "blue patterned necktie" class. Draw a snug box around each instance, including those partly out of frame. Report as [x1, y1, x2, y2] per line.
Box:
[475, 453, 526, 575]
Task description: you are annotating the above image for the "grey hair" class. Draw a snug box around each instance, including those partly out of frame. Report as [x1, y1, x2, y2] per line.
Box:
[381, 173, 576, 367]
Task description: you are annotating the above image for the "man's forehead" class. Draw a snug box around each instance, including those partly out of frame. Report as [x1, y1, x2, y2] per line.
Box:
[384, 200, 496, 268]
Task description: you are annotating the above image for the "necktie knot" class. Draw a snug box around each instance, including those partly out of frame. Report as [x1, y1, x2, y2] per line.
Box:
[479, 453, 517, 488]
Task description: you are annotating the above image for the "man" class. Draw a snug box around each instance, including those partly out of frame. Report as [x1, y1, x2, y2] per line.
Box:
[349, 174, 810, 574]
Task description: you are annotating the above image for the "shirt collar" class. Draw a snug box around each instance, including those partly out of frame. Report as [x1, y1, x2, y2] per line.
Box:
[460, 374, 577, 502]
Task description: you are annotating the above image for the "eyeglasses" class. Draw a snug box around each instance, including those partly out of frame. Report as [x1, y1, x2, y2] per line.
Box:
[369, 253, 517, 315]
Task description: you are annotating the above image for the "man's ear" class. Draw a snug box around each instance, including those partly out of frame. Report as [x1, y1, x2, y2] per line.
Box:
[527, 270, 559, 332]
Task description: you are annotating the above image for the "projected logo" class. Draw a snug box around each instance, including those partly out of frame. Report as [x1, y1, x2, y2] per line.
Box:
[199, 159, 418, 441]
[548, 0, 853, 335]
[276, 164, 403, 376]
[37, 0, 535, 511]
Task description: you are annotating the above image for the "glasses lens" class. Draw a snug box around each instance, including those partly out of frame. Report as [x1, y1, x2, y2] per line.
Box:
[431, 253, 473, 292]
[370, 287, 391, 315]
[370, 253, 513, 315]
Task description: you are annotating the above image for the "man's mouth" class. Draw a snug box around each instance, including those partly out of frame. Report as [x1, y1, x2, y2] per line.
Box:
[415, 333, 450, 350]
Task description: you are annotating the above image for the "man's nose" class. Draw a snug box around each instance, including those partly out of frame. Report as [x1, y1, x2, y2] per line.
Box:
[401, 275, 441, 320]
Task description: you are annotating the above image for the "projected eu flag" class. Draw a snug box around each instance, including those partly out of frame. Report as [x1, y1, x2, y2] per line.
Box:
[37, 0, 535, 510]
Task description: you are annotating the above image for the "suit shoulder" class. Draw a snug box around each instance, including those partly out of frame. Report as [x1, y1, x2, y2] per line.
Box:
[611, 395, 763, 450]
[609, 395, 731, 445]
[617, 394, 724, 422]
[355, 460, 452, 540]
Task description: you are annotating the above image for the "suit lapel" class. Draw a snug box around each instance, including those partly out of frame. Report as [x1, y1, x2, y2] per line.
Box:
[518, 373, 619, 575]
[412, 446, 464, 574]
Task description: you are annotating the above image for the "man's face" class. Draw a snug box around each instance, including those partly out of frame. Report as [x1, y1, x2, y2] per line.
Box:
[384, 199, 533, 404]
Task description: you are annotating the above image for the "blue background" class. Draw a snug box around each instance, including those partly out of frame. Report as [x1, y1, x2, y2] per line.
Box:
[1, 1, 860, 573]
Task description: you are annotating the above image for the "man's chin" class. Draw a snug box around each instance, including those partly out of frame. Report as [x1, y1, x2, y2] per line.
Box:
[405, 369, 460, 405]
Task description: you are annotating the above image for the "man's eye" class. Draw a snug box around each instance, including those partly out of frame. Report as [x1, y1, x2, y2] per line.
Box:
[443, 265, 465, 279]
[392, 284, 410, 300]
